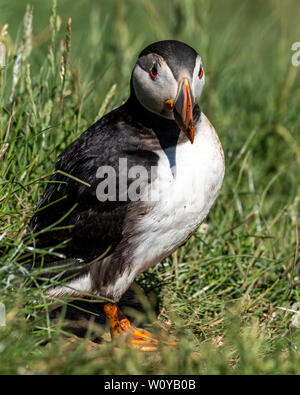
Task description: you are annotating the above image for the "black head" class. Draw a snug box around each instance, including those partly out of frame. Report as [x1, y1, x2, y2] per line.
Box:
[131, 40, 205, 143]
[138, 40, 199, 80]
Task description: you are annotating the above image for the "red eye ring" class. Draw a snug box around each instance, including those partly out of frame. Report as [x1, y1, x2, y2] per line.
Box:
[150, 64, 158, 79]
[198, 66, 204, 79]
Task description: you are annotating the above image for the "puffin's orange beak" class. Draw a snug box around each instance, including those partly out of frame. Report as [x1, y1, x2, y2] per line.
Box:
[173, 78, 195, 144]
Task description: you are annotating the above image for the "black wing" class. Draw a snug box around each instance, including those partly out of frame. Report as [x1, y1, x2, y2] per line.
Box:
[28, 104, 159, 263]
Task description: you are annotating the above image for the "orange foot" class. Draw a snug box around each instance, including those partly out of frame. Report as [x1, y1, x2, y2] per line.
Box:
[103, 303, 176, 352]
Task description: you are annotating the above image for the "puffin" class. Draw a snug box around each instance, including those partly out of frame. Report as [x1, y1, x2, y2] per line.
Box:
[27, 40, 225, 350]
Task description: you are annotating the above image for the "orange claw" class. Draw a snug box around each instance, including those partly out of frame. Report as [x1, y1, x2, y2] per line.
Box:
[103, 303, 176, 351]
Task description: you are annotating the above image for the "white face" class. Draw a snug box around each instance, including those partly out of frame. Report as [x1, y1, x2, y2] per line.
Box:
[132, 52, 205, 119]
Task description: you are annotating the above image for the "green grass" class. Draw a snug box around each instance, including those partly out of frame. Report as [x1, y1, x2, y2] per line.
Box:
[0, 0, 300, 374]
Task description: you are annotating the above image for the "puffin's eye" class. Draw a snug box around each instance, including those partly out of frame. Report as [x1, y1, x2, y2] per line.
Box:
[198, 66, 204, 79]
[149, 64, 158, 80]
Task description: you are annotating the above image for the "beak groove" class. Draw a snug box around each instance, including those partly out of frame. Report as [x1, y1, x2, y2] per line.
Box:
[174, 78, 195, 144]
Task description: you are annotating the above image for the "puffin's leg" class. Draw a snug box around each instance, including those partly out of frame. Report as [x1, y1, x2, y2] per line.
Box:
[103, 303, 176, 351]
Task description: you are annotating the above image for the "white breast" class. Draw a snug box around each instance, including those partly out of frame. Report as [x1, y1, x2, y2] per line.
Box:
[129, 112, 225, 278]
